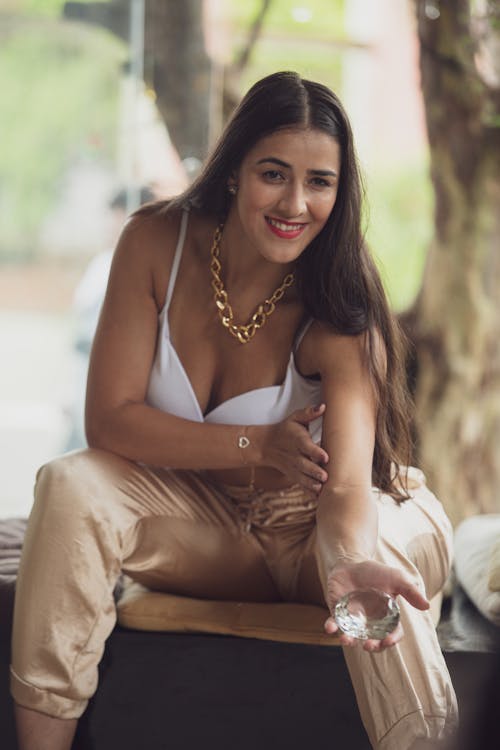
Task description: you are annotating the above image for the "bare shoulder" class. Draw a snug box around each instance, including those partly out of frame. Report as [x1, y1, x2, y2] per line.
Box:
[109, 207, 186, 308]
[114, 207, 183, 266]
[298, 321, 384, 380]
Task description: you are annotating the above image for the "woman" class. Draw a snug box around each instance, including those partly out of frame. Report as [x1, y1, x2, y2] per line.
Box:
[11, 72, 457, 750]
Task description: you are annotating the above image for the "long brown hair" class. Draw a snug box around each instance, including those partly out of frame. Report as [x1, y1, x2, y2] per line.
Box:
[141, 71, 413, 500]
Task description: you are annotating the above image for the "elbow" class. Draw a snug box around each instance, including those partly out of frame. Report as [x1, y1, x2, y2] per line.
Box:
[85, 427, 106, 451]
[85, 401, 140, 457]
[85, 423, 107, 452]
[85, 408, 116, 452]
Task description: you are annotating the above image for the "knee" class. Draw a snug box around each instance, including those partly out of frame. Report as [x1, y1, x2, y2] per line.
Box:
[37, 449, 92, 492]
[34, 449, 118, 520]
[375, 489, 454, 593]
[406, 532, 452, 599]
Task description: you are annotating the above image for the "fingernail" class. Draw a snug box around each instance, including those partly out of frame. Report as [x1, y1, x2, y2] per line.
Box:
[314, 403, 325, 412]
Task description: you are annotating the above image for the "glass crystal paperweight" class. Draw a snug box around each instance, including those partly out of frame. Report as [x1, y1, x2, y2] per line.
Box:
[334, 589, 400, 640]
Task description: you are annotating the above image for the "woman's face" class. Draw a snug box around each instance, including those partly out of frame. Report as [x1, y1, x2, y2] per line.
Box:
[228, 127, 341, 265]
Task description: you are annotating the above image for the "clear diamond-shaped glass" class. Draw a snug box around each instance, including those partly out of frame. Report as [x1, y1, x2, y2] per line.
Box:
[334, 589, 400, 640]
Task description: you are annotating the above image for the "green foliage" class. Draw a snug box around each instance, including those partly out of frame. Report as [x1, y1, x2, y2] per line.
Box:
[237, 36, 343, 95]
[0, 16, 124, 260]
[365, 160, 432, 311]
[227, 0, 345, 94]
[21, 0, 65, 15]
[19, 0, 100, 16]
[228, 0, 345, 38]
[485, 112, 500, 127]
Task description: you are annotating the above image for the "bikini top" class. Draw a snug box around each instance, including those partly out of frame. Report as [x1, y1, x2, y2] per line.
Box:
[145, 210, 323, 443]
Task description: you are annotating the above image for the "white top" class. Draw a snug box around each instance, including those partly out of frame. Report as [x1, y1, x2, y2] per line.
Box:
[146, 210, 323, 443]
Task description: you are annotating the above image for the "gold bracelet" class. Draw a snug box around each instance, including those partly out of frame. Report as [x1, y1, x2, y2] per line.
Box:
[238, 428, 255, 492]
[237, 428, 251, 465]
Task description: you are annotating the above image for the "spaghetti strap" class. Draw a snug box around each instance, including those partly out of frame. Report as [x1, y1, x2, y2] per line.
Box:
[164, 208, 189, 311]
[294, 318, 314, 351]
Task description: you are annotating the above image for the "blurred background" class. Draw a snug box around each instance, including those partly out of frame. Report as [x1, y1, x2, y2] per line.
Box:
[1, 0, 496, 521]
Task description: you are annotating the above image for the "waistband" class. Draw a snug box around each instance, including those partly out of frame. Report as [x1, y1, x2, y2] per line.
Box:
[221, 481, 315, 503]
[219, 481, 317, 532]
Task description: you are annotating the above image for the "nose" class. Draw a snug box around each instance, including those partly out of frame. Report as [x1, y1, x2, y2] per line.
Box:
[277, 180, 306, 218]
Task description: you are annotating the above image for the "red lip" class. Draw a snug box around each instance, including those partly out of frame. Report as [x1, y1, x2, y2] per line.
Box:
[265, 216, 307, 240]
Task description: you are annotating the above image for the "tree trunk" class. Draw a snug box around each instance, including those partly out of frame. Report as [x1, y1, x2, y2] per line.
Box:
[144, 0, 211, 161]
[64, 0, 212, 161]
[412, 0, 500, 524]
[64, 1, 274, 164]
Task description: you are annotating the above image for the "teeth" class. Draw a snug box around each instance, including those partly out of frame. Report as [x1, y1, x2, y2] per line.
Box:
[267, 217, 304, 232]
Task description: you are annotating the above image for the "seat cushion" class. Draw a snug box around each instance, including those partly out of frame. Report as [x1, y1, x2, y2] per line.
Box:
[117, 580, 340, 646]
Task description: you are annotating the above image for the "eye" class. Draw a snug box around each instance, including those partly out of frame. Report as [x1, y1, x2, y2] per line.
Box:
[262, 169, 285, 182]
[310, 176, 332, 188]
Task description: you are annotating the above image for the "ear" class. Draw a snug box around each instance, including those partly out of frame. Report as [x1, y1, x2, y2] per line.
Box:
[227, 171, 239, 194]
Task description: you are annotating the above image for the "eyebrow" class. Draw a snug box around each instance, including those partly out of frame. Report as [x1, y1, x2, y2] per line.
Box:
[256, 156, 338, 177]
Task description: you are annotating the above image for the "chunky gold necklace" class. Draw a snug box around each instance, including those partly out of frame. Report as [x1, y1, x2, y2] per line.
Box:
[210, 223, 295, 344]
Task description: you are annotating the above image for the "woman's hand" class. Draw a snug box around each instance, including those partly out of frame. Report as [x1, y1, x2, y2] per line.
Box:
[323, 558, 430, 651]
[261, 404, 329, 492]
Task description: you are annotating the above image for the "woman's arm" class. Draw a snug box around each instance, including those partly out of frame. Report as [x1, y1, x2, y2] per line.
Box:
[85, 212, 253, 469]
[85, 213, 326, 487]
[303, 325, 428, 647]
[311, 327, 378, 571]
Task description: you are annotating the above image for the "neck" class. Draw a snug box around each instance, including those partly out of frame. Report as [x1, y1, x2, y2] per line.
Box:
[209, 218, 296, 344]
[218, 212, 295, 293]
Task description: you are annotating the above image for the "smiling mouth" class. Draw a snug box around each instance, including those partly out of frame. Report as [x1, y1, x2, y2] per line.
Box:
[265, 216, 307, 238]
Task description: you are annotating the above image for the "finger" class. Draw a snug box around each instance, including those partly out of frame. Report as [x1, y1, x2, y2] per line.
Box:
[396, 582, 429, 611]
[296, 455, 328, 484]
[296, 471, 323, 494]
[379, 622, 404, 649]
[302, 441, 329, 466]
[366, 623, 404, 653]
[324, 617, 358, 647]
[363, 638, 381, 652]
[324, 618, 357, 646]
[338, 632, 357, 647]
[293, 403, 325, 427]
[324, 616, 338, 635]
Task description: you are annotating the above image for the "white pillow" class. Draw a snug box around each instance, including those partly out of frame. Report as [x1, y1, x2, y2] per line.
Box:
[454, 514, 500, 626]
[489, 538, 500, 592]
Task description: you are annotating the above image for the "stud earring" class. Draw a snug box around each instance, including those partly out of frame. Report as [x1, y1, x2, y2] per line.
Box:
[228, 184, 238, 195]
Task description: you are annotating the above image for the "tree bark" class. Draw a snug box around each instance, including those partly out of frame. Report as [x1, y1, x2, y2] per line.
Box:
[412, 0, 500, 524]
[144, 0, 211, 161]
[63, 1, 274, 163]
[64, 0, 212, 161]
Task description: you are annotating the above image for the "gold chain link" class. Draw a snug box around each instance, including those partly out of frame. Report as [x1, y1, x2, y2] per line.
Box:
[209, 224, 295, 344]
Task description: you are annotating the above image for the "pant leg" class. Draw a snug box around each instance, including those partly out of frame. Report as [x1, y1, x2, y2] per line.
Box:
[10, 449, 276, 719]
[339, 469, 458, 750]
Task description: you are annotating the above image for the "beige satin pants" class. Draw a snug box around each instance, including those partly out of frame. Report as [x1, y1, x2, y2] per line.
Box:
[11, 448, 458, 749]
